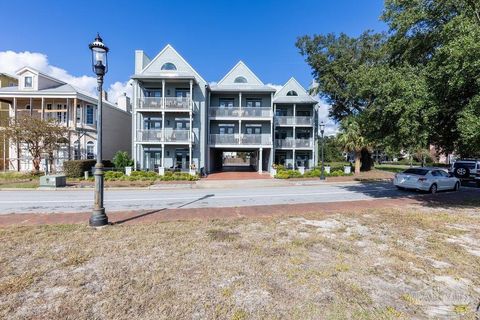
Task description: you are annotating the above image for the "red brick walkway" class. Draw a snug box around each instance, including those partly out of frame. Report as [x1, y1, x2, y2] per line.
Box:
[0, 197, 426, 227]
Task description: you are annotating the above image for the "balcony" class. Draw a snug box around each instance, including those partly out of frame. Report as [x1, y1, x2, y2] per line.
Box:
[275, 116, 314, 126]
[137, 97, 191, 111]
[209, 107, 272, 119]
[209, 134, 272, 146]
[136, 129, 192, 144]
[275, 138, 314, 149]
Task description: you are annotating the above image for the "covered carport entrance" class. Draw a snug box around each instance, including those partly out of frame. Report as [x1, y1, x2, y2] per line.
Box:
[207, 147, 271, 179]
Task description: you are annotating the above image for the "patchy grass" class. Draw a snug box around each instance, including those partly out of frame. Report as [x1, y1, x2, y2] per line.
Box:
[1, 207, 479, 319]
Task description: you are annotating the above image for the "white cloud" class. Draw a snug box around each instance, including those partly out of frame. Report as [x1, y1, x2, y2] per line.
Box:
[266, 83, 283, 92]
[314, 97, 338, 137]
[0, 51, 130, 103]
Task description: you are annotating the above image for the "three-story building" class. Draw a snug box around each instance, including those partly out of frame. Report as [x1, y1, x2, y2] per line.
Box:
[131, 45, 318, 175]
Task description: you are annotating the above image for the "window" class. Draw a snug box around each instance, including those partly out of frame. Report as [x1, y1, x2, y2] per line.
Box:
[86, 141, 95, 159]
[24, 76, 32, 88]
[73, 140, 81, 160]
[286, 90, 298, 96]
[234, 76, 247, 83]
[245, 124, 261, 134]
[219, 124, 234, 134]
[56, 104, 66, 123]
[145, 90, 162, 97]
[144, 116, 162, 130]
[86, 105, 94, 125]
[297, 110, 311, 116]
[403, 168, 429, 175]
[161, 62, 177, 71]
[76, 105, 81, 123]
[219, 98, 234, 108]
[246, 99, 262, 108]
[175, 89, 189, 98]
[25, 105, 31, 110]
[175, 118, 190, 130]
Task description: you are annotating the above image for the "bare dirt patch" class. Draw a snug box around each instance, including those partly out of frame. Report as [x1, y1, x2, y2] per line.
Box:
[1, 206, 479, 319]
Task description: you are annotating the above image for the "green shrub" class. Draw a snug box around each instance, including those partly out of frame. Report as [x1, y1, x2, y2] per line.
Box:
[274, 170, 302, 179]
[112, 151, 134, 169]
[104, 171, 125, 181]
[274, 171, 291, 179]
[63, 160, 96, 178]
[328, 170, 346, 177]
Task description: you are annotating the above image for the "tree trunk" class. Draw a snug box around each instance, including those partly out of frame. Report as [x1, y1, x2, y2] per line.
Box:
[354, 151, 361, 175]
[33, 157, 40, 172]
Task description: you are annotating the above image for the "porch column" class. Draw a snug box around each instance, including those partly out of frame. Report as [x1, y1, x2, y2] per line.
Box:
[66, 98, 70, 127]
[258, 147, 263, 173]
[162, 80, 166, 109]
[189, 80, 193, 168]
[161, 144, 165, 168]
[29, 98, 33, 116]
[293, 149, 296, 170]
[41, 97, 45, 120]
[239, 92, 242, 145]
[13, 97, 19, 171]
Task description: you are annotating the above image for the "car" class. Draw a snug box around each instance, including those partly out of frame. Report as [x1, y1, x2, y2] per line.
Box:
[393, 167, 460, 194]
[450, 159, 480, 186]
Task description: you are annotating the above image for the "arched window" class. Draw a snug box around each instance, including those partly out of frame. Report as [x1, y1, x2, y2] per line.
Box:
[25, 105, 31, 110]
[161, 62, 177, 71]
[286, 90, 298, 96]
[86, 141, 95, 159]
[234, 76, 247, 83]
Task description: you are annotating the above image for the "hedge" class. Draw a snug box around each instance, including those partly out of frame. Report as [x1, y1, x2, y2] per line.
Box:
[103, 170, 199, 182]
[63, 160, 115, 178]
[63, 160, 97, 178]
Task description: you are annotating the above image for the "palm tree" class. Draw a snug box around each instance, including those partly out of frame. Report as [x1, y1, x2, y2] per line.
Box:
[337, 116, 367, 175]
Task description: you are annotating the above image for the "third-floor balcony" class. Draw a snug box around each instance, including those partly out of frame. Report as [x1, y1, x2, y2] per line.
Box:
[209, 107, 272, 119]
[209, 134, 272, 146]
[275, 116, 314, 126]
[275, 138, 314, 149]
[137, 97, 192, 111]
[136, 129, 192, 144]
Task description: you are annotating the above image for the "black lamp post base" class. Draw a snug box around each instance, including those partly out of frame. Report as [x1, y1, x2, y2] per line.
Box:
[89, 209, 109, 227]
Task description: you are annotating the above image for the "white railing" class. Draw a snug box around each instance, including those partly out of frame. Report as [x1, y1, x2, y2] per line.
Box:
[295, 138, 314, 148]
[163, 129, 191, 143]
[209, 107, 272, 118]
[164, 97, 190, 110]
[209, 134, 240, 145]
[275, 138, 314, 148]
[242, 108, 272, 118]
[275, 116, 314, 126]
[137, 130, 163, 142]
[209, 134, 272, 145]
[241, 134, 272, 145]
[209, 107, 241, 117]
[137, 129, 191, 143]
[137, 97, 191, 111]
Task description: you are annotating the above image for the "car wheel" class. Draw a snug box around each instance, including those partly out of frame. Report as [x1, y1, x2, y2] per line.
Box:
[430, 183, 438, 194]
[453, 182, 460, 191]
[454, 167, 470, 178]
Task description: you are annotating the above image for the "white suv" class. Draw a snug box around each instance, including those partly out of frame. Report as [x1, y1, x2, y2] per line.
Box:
[451, 159, 480, 185]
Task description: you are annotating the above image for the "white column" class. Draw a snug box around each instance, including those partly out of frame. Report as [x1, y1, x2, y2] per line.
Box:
[162, 80, 166, 109]
[293, 149, 296, 170]
[161, 144, 165, 168]
[239, 92, 242, 144]
[41, 97, 45, 120]
[258, 148, 263, 173]
[293, 103, 296, 160]
[189, 80, 193, 168]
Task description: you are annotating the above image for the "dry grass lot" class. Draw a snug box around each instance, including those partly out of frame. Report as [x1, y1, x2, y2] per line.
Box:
[1, 206, 480, 319]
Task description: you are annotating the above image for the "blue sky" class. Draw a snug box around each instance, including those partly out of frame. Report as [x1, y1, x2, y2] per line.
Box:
[0, 0, 386, 90]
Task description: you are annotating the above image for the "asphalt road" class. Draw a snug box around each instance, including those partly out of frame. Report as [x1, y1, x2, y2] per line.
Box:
[0, 181, 475, 215]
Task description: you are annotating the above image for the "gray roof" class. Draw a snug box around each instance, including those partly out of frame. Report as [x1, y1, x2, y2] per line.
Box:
[209, 84, 276, 93]
[273, 95, 318, 104]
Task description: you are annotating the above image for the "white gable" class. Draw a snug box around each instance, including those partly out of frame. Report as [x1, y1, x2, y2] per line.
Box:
[139, 44, 206, 84]
[275, 77, 310, 97]
[16, 67, 64, 91]
[217, 61, 263, 86]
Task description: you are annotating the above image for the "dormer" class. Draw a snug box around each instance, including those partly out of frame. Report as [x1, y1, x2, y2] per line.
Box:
[217, 61, 264, 86]
[16, 67, 65, 91]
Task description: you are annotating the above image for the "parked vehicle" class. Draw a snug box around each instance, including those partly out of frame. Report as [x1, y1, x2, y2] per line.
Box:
[450, 159, 480, 186]
[393, 168, 460, 193]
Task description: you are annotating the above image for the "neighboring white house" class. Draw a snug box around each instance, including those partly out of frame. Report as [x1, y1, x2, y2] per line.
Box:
[0, 67, 132, 172]
[131, 44, 318, 175]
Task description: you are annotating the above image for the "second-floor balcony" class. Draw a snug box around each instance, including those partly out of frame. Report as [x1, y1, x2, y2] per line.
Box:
[209, 107, 272, 119]
[136, 129, 192, 144]
[275, 138, 314, 149]
[137, 97, 192, 111]
[209, 134, 272, 146]
[275, 116, 314, 126]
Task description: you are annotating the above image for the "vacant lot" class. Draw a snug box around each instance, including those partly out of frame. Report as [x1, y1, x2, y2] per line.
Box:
[1, 206, 479, 319]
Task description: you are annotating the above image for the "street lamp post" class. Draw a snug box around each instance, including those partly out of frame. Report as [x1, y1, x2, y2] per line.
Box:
[89, 34, 109, 227]
[319, 121, 326, 180]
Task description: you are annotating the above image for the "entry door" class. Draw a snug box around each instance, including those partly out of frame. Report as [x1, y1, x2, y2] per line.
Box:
[175, 149, 189, 170]
[144, 150, 162, 171]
